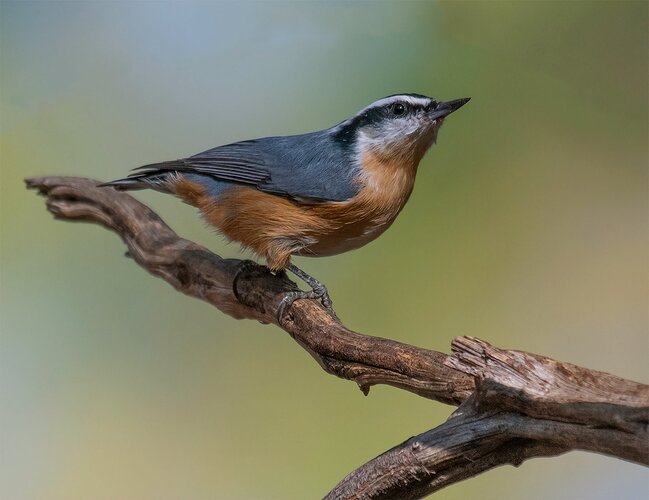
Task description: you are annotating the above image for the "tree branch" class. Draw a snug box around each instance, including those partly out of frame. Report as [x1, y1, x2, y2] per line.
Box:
[327, 338, 648, 499]
[25, 176, 474, 405]
[27, 176, 649, 499]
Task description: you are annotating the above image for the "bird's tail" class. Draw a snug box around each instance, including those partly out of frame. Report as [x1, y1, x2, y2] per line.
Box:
[99, 161, 183, 192]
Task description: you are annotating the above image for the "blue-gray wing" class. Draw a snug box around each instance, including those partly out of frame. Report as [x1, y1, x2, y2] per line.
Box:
[129, 131, 360, 202]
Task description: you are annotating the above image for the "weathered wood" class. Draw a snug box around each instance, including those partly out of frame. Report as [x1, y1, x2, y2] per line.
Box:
[27, 176, 649, 499]
[447, 336, 649, 433]
[327, 338, 648, 498]
[25, 176, 474, 405]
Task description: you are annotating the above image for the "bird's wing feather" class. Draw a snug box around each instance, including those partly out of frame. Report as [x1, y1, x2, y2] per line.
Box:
[130, 140, 270, 184]
[129, 132, 360, 202]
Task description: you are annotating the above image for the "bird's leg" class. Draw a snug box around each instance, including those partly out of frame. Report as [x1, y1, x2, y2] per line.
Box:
[277, 263, 337, 321]
[287, 263, 334, 310]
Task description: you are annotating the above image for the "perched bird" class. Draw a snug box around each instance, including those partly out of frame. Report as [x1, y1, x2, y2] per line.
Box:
[103, 93, 470, 318]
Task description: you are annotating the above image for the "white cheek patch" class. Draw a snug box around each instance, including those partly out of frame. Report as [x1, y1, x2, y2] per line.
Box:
[354, 118, 442, 181]
[358, 117, 433, 149]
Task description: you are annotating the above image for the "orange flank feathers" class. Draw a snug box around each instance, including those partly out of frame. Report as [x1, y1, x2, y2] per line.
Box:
[172, 149, 419, 271]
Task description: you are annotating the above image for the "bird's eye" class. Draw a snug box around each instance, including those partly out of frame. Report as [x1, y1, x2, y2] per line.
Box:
[391, 103, 406, 116]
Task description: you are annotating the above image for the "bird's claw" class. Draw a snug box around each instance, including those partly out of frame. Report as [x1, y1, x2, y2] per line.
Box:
[277, 262, 339, 322]
[277, 286, 338, 322]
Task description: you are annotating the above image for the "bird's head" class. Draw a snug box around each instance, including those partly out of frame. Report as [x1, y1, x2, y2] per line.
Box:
[333, 93, 470, 165]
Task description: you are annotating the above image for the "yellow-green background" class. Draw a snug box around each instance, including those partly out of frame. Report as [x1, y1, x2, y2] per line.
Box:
[1, 1, 647, 499]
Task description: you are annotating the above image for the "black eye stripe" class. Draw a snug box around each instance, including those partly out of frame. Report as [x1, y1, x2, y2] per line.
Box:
[332, 97, 433, 145]
[386, 100, 432, 116]
[334, 98, 434, 141]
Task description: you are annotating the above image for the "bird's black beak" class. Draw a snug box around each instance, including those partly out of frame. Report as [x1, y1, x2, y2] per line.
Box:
[429, 97, 471, 120]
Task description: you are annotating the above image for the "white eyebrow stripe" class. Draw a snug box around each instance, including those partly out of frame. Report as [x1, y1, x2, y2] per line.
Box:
[357, 95, 431, 115]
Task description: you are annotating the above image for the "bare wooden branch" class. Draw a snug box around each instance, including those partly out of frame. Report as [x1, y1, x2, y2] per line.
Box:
[327, 338, 648, 499]
[447, 336, 649, 433]
[25, 176, 474, 405]
[27, 176, 649, 499]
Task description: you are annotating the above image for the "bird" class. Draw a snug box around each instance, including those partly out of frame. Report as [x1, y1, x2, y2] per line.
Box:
[102, 93, 470, 319]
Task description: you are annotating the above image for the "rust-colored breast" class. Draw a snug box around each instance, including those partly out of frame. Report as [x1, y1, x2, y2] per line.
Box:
[170, 150, 419, 270]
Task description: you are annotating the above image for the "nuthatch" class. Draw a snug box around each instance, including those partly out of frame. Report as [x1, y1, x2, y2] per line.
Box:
[103, 94, 470, 318]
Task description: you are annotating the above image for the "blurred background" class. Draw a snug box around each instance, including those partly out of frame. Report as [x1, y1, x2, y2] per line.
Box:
[1, 1, 647, 499]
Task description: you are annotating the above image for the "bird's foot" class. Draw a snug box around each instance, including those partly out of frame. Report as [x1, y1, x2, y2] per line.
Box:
[277, 264, 338, 322]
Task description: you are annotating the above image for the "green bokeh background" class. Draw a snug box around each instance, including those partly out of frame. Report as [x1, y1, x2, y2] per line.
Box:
[1, 1, 647, 499]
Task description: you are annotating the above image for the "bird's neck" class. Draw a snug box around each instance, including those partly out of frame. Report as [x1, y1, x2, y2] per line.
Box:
[357, 147, 421, 203]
